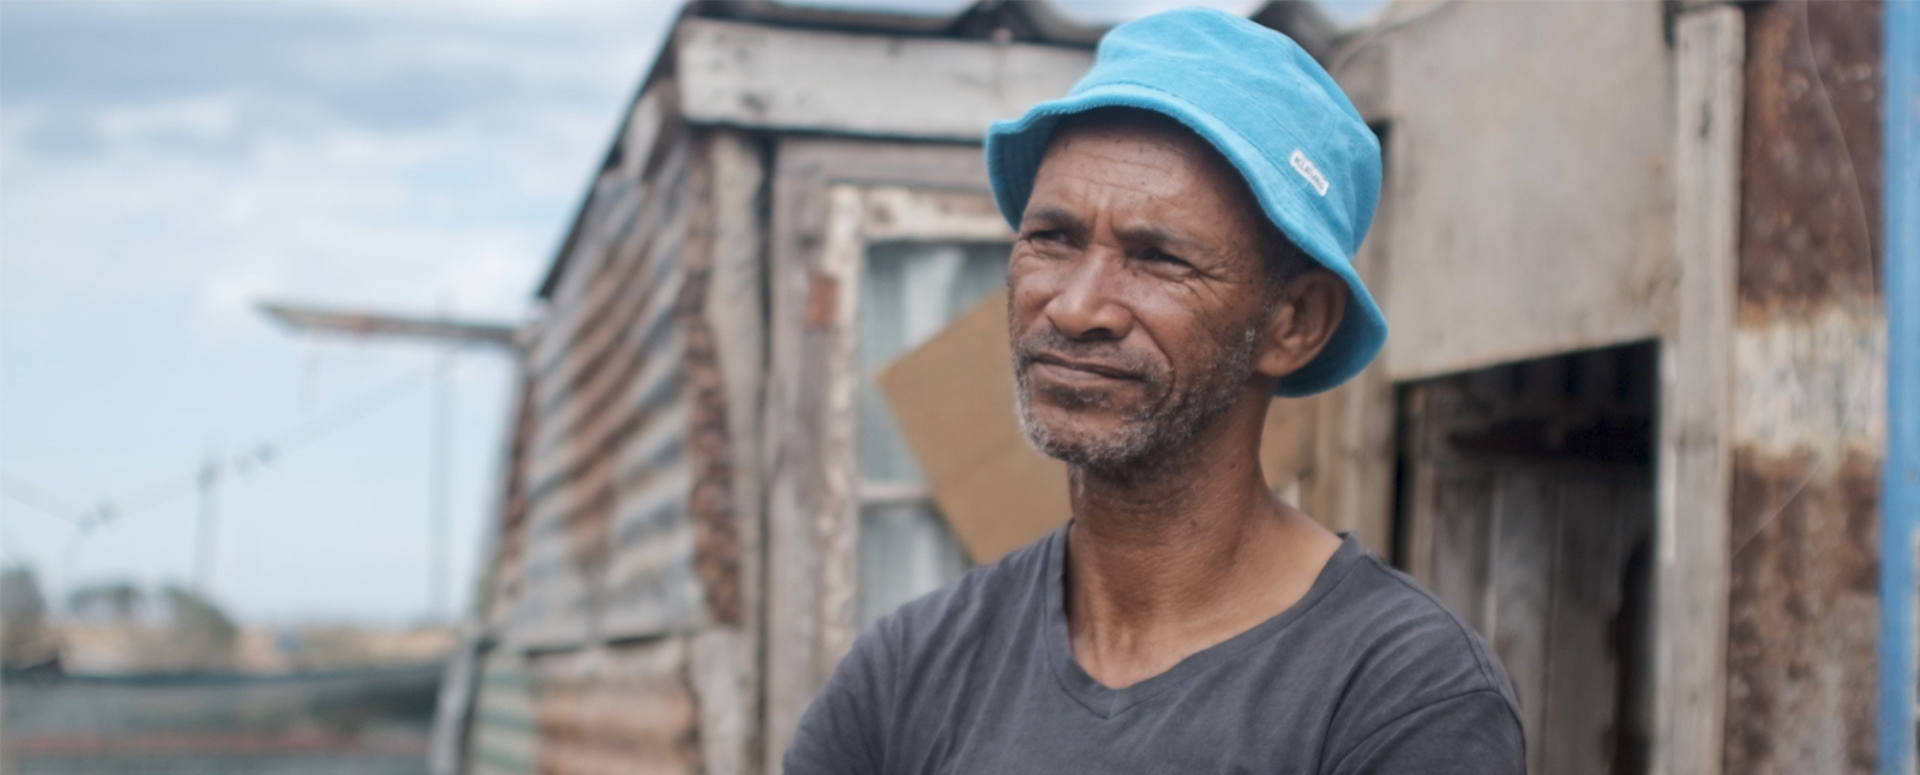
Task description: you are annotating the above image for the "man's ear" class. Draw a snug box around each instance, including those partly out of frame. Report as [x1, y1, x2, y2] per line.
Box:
[1255, 270, 1348, 380]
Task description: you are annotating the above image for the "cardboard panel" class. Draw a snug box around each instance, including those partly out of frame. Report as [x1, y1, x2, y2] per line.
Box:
[877, 293, 1065, 563]
[879, 293, 1319, 564]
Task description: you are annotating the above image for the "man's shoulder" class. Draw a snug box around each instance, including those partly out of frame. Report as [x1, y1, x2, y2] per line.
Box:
[1310, 545, 1521, 722]
[866, 528, 1056, 660]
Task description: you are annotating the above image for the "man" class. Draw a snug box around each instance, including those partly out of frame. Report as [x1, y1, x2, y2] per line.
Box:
[784, 8, 1524, 773]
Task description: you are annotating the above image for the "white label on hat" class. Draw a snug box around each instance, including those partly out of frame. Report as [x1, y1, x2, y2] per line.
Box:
[1290, 149, 1330, 197]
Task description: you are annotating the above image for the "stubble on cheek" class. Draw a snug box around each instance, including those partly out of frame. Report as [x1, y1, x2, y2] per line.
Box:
[1011, 318, 1264, 472]
[1009, 329, 1167, 467]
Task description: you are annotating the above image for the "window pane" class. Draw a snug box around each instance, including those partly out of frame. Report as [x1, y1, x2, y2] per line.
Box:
[858, 503, 969, 628]
[855, 241, 1008, 627]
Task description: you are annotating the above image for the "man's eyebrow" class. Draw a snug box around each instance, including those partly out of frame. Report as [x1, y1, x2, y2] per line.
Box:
[1020, 206, 1085, 232]
[1114, 223, 1209, 257]
[1024, 207, 1211, 255]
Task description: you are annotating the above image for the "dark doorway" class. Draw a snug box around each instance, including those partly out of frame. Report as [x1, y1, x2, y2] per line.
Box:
[1394, 342, 1656, 775]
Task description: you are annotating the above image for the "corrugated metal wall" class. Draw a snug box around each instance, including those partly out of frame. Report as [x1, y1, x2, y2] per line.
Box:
[461, 75, 765, 775]
[511, 88, 710, 648]
[470, 649, 538, 775]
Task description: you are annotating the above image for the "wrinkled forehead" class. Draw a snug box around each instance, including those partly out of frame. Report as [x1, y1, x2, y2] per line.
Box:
[1040, 108, 1246, 194]
[1035, 107, 1285, 256]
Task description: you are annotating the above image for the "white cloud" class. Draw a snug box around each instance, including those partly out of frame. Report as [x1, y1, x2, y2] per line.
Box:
[0, 0, 666, 622]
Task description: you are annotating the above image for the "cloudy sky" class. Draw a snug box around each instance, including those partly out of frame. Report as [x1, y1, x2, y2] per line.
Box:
[0, 0, 1374, 626]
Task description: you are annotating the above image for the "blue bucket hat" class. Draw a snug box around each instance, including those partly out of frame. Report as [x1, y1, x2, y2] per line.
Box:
[985, 6, 1385, 397]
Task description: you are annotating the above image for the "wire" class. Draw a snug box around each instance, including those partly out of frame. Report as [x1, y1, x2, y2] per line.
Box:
[0, 473, 82, 523]
[1797, 0, 1877, 282]
[55, 341, 481, 533]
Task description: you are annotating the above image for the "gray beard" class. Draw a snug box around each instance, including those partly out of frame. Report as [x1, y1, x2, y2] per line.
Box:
[1013, 321, 1263, 475]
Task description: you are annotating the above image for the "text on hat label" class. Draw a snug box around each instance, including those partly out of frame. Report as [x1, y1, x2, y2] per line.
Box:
[1289, 149, 1330, 197]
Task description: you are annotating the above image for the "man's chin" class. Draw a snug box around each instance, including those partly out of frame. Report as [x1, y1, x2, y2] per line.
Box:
[1017, 405, 1153, 470]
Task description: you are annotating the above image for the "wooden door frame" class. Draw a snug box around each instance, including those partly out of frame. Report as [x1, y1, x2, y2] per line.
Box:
[759, 137, 1000, 769]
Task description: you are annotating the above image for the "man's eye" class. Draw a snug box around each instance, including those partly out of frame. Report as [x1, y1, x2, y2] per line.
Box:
[1026, 229, 1066, 243]
[1144, 249, 1190, 267]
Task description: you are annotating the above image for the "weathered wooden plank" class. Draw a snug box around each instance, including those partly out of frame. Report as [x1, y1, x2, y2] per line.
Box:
[1656, 7, 1742, 775]
[1428, 466, 1494, 632]
[671, 138, 749, 634]
[1378, 1, 1677, 380]
[691, 128, 768, 775]
[675, 18, 1091, 141]
[1541, 476, 1628, 775]
[1490, 470, 1556, 775]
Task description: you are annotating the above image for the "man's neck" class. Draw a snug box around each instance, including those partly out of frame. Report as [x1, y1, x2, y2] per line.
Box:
[1062, 398, 1340, 689]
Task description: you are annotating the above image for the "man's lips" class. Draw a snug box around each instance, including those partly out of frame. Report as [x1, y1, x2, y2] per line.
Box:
[1025, 353, 1143, 383]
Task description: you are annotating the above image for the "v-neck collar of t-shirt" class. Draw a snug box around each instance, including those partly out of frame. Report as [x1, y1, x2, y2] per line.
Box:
[1040, 525, 1368, 720]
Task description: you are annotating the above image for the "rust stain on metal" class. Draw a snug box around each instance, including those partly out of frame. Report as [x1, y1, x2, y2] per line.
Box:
[676, 148, 745, 626]
[1724, 5, 1885, 771]
[1723, 447, 1879, 775]
[804, 272, 839, 329]
[1737, 0, 1883, 321]
[533, 643, 701, 775]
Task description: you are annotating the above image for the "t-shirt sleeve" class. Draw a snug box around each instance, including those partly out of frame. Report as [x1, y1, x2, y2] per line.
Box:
[781, 627, 893, 775]
[1326, 689, 1526, 775]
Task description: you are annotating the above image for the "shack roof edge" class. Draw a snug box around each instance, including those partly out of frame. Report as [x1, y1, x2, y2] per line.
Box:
[533, 0, 1342, 300]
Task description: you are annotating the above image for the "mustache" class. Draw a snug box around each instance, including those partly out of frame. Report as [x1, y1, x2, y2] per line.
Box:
[1012, 327, 1165, 383]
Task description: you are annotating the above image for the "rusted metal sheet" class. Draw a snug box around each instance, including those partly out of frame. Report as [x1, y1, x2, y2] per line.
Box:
[1725, 2, 1886, 773]
[465, 91, 765, 775]
[512, 128, 710, 649]
[532, 641, 701, 775]
[1738, 0, 1884, 320]
[1724, 448, 1880, 775]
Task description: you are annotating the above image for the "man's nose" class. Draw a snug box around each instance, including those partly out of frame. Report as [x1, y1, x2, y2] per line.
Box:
[1044, 248, 1133, 342]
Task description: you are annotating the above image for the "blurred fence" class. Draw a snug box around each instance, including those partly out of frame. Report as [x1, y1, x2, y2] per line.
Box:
[3, 662, 440, 775]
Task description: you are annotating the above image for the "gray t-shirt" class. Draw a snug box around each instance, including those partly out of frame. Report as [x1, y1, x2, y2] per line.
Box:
[784, 528, 1525, 774]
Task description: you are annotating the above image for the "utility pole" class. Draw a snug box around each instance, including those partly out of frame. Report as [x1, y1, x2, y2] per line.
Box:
[257, 300, 517, 623]
[193, 445, 221, 596]
[428, 322, 454, 622]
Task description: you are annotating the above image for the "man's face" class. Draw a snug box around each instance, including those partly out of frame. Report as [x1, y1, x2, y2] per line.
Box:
[1008, 118, 1279, 472]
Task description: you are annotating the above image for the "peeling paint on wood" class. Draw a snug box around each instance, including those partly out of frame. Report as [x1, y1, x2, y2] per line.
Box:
[1732, 306, 1887, 457]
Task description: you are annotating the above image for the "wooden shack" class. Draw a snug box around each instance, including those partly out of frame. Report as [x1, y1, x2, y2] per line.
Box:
[431, 2, 1898, 774]
[1320, 2, 1890, 773]
[428, 3, 1103, 774]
